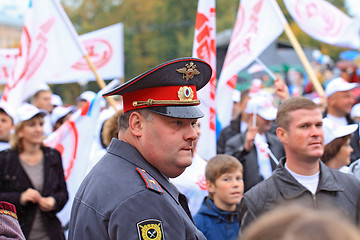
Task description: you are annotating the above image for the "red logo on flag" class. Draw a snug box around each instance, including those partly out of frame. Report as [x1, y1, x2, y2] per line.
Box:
[72, 38, 113, 70]
[2, 17, 55, 102]
[294, 0, 344, 37]
[196, 175, 207, 190]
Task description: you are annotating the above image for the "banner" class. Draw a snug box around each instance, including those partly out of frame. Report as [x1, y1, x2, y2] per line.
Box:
[192, 0, 217, 160]
[215, 0, 284, 130]
[51, 23, 124, 84]
[44, 79, 118, 228]
[45, 98, 101, 227]
[284, 0, 360, 49]
[0, 0, 86, 109]
[0, 23, 124, 84]
[0, 49, 18, 84]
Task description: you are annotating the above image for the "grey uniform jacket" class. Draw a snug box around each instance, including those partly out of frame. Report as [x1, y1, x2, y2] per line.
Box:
[68, 138, 206, 240]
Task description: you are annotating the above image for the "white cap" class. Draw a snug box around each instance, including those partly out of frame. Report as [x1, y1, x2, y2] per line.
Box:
[0, 102, 17, 123]
[78, 91, 96, 102]
[50, 106, 74, 126]
[16, 103, 46, 125]
[232, 89, 241, 102]
[51, 94, 63, 107]
[323, 118, 358, 145]
[245, 95, 277, 120]
[36, 83, 51, 92]
[351, 103, 360, 118]
[248, 79, 262, 97]
[325, 77, 358, 98]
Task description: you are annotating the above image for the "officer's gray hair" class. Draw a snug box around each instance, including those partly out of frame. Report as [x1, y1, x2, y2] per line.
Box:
[118, 109, 154, 131]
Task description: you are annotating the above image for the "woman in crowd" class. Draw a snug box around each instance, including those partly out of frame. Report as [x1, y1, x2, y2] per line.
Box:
[321, 118, 358, 172]
[0, 104, 68, 240]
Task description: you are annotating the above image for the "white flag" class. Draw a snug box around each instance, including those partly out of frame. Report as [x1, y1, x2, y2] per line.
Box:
[216, 0, 284, 130]
[44, 93, 102, 227]
[1, 0, 85, 109]
[0, 49, 18, 84]
[44, 79, 119, 228]
[0, 24, 124, 85]
[50, 23, 124, 84]
[192, 0, 217, 160]
[284, 0, 360, 49]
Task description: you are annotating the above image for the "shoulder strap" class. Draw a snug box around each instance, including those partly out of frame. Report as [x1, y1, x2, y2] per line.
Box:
[136, 167, 164, 194]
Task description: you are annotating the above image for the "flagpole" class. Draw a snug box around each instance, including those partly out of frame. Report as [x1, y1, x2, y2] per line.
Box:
[270, 0, 325, 98]
[254, 57, 277, 80]
[52, 0, 118, 110]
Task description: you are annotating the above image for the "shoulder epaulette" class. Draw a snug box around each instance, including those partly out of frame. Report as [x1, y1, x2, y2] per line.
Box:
[0, 201, 18, 220]
[136, 167, 164, 194]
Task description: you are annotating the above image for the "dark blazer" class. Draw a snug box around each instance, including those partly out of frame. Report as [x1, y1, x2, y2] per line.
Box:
[225, 131, 285, 192]
[0, 147, 68, 240]
[217, 114, 242, 154]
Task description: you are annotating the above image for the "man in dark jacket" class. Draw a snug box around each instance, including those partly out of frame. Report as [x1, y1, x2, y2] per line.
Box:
[217, 90, 250, 154]
[68, 58, 211, 239]
[239, 97, 360, 232]
[225, 94, 285, 192]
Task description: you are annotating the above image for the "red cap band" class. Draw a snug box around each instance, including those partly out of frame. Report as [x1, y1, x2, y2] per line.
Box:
[123, 85, 198, 112]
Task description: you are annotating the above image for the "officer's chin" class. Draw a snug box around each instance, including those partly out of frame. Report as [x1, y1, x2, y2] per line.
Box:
[167, 168, 187, 178]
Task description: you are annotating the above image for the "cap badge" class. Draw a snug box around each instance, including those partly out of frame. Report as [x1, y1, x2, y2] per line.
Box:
[176, 62, 200, 81]
[132, 86, 200, 107]
[178, 86, 194, 101]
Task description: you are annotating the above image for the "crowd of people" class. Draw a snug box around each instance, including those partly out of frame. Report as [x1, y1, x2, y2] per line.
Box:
[1, 55, 360, 240]
[0, 83, 123, 239]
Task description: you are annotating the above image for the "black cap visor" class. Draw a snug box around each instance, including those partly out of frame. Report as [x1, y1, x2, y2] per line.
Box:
[147, 105, 204, 119]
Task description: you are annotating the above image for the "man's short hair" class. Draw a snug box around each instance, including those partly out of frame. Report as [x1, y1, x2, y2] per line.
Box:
[118, 108, 154, 131]
[205, 154, 243, 184]
[276, 97, 319, 130]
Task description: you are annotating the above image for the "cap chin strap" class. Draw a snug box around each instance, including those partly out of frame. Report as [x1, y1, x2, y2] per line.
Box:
[133, 99, 200, 107]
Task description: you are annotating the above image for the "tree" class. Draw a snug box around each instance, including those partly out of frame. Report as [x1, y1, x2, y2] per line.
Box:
[62, 0, 352, 87]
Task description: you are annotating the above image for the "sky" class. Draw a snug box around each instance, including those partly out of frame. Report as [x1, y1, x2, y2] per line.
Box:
[0, 0, 360, 21]
[0, 0, 28, 19]
[346, 0, 360, 17]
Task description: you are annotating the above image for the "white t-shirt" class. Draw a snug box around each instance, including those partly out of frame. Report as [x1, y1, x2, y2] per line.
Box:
[0, 141, 10, 151]
[255, 133, 272, 179]
[241, 121, 248, 133]
[285, 163, 319, 195]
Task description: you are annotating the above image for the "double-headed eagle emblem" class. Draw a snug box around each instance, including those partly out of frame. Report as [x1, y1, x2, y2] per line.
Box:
[176, 62, 200, 81]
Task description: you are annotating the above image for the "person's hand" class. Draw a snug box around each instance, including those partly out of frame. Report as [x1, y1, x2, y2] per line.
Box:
[274, 78, 290, 103]
[38, 196, 56, 212]
[244, 125, 258, 152]
[20, 188, 41, 205]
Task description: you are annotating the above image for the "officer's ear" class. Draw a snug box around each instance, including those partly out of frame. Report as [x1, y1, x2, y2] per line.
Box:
[128, 111, 144, 137]
[276, 127, 288, 144]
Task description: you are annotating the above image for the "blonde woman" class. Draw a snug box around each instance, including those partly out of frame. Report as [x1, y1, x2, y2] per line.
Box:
[0, 104, 68, 240]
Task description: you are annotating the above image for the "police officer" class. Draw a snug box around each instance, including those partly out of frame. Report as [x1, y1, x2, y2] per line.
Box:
[68, 58, 211, 239]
